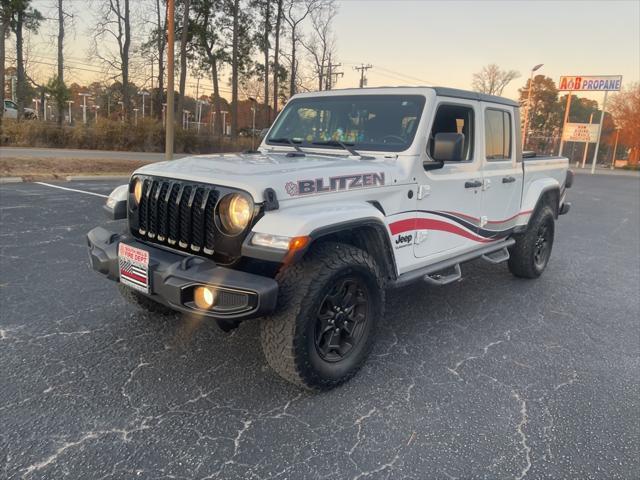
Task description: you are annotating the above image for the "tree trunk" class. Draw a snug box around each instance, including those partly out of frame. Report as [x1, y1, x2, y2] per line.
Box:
[57, 0, 65, 125]
[155, 0, 165, 120]
[177, 0, 191, 126]
[263, 0, 270, 126]
[16, 10, 24, 121]
[211, 57, 222, 137]
[122, 0, 131, 121]
[289, 25, 296, 97]
[273, 0, 282, 116]
[0, 18, 6, 129]
[231, 0, 239, 140]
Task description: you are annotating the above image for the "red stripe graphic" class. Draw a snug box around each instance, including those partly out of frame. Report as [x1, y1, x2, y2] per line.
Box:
[389, 218, 495, 243]
[121, 270, 147, 284]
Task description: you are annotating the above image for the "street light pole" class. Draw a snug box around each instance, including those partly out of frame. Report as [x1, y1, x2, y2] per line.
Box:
[165, 0, 175, 160]
[66, 100, 74, 124]
[611, 129, 620, 170]
[139, 91, 149, 118]
[79, 93, 91, 125]
[521, 63, 543, 150]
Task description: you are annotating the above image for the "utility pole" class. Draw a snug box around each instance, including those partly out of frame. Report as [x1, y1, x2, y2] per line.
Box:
[165, 0, 175, 160]
[354, 64, 373, 88]
[325, 55, 343, 91]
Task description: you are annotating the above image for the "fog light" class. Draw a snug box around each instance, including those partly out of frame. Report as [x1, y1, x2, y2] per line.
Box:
[194, 286, 217, 309]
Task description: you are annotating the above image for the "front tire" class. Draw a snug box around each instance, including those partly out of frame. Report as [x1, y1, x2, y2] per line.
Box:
[508, 205, 555, 279]
[260, 242, 385, 390]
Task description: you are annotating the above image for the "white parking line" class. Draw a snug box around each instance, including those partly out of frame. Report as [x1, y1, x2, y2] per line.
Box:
[34, 182, 109, 198]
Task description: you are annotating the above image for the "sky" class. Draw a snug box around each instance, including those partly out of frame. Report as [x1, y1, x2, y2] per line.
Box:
[20, 0, 640, 104]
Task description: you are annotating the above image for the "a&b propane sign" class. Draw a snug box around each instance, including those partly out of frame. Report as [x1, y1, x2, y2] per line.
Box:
[559, 75, 622, 92]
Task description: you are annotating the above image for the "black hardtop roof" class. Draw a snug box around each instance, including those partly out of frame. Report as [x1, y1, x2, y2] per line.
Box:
[432, 87, 520, 107]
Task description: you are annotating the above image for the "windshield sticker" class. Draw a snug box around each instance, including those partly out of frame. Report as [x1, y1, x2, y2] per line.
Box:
[285, 172, 385, 196]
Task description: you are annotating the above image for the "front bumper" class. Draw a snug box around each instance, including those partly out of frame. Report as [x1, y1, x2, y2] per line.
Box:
[87, 226, 278, 321]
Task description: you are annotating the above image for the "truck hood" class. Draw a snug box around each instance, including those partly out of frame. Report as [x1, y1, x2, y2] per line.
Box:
[135, 151, 405, 202]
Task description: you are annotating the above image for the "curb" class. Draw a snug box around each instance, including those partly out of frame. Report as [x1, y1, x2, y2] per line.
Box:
[573, 169, 639, 178]
[65, 175, 131, 181]
[0, 177, 23, 184]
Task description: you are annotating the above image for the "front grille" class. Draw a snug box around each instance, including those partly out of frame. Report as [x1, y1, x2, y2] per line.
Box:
[130, 176, 250, 261]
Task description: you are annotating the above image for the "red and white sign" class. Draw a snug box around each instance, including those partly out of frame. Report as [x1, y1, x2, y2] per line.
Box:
[558, 75, 622, 92]
[118, 243, 150, 293]
[561, 123, 600, 143]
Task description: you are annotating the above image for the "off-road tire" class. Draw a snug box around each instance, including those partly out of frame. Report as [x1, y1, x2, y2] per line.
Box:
[260, 242, 385, 390]
[118, 283, 176, 316]
[508, 205, 555, 279]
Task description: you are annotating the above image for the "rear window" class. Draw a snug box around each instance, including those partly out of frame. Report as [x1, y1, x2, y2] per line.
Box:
[485, 109, 512, 160]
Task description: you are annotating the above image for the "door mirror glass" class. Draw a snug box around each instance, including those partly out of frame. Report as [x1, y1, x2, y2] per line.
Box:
[432, 132, 465, 162]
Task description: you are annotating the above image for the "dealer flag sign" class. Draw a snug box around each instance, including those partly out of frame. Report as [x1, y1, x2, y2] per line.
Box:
[559, 75, 622, 92]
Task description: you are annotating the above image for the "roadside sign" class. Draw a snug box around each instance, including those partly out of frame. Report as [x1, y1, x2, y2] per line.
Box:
[561, 123, 600, 143]
[558, 75, 622, 91]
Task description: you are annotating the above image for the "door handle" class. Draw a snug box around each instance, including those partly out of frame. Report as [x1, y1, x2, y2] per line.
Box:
[502, 176, 516, 184]
[464, 180, 482, 189]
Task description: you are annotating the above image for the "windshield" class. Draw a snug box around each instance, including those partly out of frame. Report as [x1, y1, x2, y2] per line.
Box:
[266, 94, 426, 152]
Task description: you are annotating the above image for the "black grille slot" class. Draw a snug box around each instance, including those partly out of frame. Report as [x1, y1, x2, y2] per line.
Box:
[167, 184, 181, 244]
[204, 190, 218, 252]
[147, 180, 160, 238]
[138, 179, 150, 233]
[157, 182, 170, 240]
[178, 186, 193, 246]
[191, 188, 206, 251]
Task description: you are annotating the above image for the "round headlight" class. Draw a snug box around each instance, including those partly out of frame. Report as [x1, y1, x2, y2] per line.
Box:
[218, 193, 253, 235]
[133, 179, 143, 204]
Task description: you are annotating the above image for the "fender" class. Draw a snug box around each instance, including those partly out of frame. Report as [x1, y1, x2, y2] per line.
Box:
[516, 178, 561, 231]
[242, 201, 390, 263]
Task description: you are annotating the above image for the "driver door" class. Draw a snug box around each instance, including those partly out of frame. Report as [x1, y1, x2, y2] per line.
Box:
[413, 99, 485, 260]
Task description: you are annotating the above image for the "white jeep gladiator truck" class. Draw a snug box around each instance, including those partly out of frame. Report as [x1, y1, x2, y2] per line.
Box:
[88, 87, 573, 390]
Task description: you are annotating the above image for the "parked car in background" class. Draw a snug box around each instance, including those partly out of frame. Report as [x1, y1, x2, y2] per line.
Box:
[3, 99, 38, 120]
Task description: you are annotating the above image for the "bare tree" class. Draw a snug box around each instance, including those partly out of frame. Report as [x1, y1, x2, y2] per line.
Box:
[472, 64, 520, 96]
[176, 0, 191, 125]
[272, 0, 283, 114]
[93, 0, 132, 120]
[283, 0, 323, 97]
[56, 0, 73, 124]
[192, 0, 228, 136]
[154, 0, 166, 120]
[299, 1, 336, 92]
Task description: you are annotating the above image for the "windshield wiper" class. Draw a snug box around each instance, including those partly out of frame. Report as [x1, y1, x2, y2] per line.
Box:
[311, 139, 363, 157]
[268, 137, 304, 153]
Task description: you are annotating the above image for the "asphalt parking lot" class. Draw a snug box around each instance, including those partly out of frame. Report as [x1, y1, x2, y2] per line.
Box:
[1, 175, 638, 479]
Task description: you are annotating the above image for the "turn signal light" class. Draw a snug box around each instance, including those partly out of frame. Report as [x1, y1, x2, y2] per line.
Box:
[194, 286, 217, 310]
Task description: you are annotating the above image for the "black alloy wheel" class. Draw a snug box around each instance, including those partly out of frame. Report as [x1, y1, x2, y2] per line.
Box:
[314, 278, 369, 362]
[533, 221, 552, 269]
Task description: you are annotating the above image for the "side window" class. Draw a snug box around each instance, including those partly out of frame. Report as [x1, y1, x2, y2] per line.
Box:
[485, 109, 512, 160]
[428, 104, 474, 161]
[5, 100, 16, 109]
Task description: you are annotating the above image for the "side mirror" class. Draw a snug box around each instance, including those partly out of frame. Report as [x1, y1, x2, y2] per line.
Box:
[433, 132, 465, 162]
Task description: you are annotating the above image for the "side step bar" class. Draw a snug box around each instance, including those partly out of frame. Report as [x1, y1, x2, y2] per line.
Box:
[390, 238, 515, 289]
[481, 247, 510, 264]
[424, 264, 461, 286]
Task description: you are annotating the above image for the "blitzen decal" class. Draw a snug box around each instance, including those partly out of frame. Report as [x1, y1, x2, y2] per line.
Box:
[285, 172, 385, 196]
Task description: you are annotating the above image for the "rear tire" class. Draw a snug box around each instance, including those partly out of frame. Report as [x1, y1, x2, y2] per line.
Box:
[117, 283, 176, 316]
[260, 242, 384, 390]
[508, 205, 555, 279]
